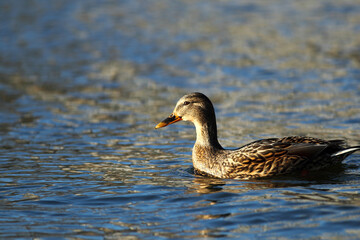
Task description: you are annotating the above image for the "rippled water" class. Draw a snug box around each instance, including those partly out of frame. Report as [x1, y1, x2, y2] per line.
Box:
[1, 0, 360, 239]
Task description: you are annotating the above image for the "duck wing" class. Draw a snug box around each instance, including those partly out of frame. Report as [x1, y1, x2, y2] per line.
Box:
[225, 137, 350, 179]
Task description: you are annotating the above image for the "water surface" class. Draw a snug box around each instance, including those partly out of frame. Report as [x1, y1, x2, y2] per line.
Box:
[1, 0, 360, 239]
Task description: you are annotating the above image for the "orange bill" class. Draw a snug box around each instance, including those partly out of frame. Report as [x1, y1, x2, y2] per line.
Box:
[155, 114, 182, 129]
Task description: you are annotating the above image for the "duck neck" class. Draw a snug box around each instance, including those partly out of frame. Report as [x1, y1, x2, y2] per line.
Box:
[194, 119, 223, 150]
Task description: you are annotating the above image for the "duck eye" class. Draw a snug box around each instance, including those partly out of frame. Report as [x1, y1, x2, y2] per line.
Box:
[183, 101, 190, 106]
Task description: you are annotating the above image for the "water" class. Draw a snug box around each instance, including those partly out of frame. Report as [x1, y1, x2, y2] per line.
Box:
[1, 0, 360, 239]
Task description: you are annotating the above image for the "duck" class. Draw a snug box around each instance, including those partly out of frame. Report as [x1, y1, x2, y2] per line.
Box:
[155, 92, 360, 179]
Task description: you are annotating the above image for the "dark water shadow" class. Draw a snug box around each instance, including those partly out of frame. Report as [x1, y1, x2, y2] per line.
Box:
[181, 162, 359, 195]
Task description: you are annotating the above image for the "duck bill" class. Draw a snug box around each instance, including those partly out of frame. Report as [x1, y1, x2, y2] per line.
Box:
[155, 114, 182, 129]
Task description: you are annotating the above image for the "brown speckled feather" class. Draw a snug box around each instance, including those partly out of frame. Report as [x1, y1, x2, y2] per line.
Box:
[215, 136, 346, 179]
[156, 92, 360, 179]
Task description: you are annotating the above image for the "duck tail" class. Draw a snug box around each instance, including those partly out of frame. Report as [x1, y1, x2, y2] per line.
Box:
[331, 146, 360, 157]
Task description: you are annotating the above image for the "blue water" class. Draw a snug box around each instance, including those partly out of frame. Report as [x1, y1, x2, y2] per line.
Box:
[1, 0, 360, 239]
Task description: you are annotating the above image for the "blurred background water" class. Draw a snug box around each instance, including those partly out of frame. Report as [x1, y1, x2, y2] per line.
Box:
[1, 0, 360, 239]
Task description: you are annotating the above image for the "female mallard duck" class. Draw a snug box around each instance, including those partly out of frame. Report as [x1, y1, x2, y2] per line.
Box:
[155, 92, 360, 179]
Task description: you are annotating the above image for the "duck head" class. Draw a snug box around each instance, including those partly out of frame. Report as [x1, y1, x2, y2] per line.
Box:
[155, 92, 215, 129]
